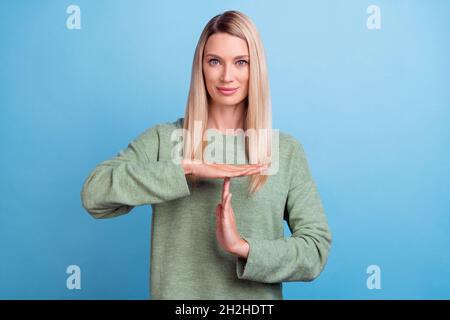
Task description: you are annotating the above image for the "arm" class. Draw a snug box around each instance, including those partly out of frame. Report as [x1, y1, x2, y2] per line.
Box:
[80, 125, 190, 219]
[236, 139, 332, 283]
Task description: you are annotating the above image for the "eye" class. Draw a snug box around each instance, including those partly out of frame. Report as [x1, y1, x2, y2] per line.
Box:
[236, 60, 248, 66]
[208, 58, 220, 66]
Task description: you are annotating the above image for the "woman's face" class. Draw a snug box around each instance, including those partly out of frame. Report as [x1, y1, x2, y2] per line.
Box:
[203, 32, 250, 108]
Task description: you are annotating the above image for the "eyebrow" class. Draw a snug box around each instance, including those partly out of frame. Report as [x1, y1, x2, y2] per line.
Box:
[205, 54, 249, 59]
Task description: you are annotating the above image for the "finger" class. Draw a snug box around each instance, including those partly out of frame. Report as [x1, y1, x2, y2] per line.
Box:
[229, 208, 236, 224]
[220, 196, 228, 224]
[224, 193, 232, 214]
[222, 189, 227, 207]
[231, 166, 264, 177]
[251, 164, 269, 174]
[214, 166, 262, 179]
[233, 165, 264, 173]
[225, 180, 231, 206]
[213, 164, 265, 179]
[222, 178, 230, 203]
[233, 166, 259, 174]
[232, 164, 264, 170]
[224, 194, 233, 225]
[221, 179, 226, 203]
[217, 164, 263, 173]
[216, 203, 222, 223]
[221, 181, 226, 205]
[224, 177, 230, 196]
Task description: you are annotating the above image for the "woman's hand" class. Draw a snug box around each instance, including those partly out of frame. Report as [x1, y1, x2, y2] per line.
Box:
[215, 177, 250, 258]
[181, 159, 267, 179]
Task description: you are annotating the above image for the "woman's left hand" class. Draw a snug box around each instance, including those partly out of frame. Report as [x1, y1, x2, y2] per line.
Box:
[215, 177, 249, 258]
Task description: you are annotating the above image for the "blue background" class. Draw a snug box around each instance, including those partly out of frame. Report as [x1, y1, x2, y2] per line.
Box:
[1, 0, 449, 299]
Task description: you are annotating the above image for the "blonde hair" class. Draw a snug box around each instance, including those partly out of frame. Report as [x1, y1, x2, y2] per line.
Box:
[182, 10, 272, 195]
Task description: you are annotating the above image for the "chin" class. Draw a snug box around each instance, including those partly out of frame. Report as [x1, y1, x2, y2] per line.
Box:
[215, 96, 246, 106]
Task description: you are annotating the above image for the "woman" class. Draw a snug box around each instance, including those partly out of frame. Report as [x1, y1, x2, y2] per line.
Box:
[81, 10, 332, 300]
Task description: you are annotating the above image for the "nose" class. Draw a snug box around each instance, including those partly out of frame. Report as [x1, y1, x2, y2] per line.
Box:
[220, 63, 234, 82]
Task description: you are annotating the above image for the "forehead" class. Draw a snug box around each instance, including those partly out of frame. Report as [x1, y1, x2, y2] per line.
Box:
[204, 33, 249, 57]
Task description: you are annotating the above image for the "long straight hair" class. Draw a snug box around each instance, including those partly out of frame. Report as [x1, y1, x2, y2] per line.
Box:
[183, 10, 273, 195]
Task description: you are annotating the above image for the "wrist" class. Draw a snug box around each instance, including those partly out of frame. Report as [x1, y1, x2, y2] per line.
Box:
[181, 161, 193, 175]
[232, 239, 249, 259]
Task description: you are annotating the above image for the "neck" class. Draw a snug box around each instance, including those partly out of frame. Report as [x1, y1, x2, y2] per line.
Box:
[207, 99, 247, 133]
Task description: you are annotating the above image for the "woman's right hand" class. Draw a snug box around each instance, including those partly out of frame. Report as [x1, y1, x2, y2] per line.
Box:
[181, 159, 268, 179]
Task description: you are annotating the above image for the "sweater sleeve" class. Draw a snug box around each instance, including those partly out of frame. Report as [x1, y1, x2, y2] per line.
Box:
[236, 139, 332, 283]
[80, 124, 191, 219]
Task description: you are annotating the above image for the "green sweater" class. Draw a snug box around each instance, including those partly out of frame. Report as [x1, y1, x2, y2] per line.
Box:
[81, 118, 332, 299]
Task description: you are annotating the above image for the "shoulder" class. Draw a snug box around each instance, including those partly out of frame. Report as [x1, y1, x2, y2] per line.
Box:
[278, 130, 305, 158]
[155, 117, 184, 132]
[275, 130, 312, 181]
[133, 117, 183, 141]
[126, 118, 183, 160]
[146, 117, 184, 139]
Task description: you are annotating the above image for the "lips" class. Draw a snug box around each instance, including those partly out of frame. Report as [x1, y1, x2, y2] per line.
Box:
[217, 87, 239, 95]
[217, 87, 238, 91]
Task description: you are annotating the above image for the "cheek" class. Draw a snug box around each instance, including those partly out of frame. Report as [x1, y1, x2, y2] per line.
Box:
[237, 71, 249, 89]
[236, 68, 249, 81]
[203, 68, 219, 97]
[203, 67, 219, 85]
